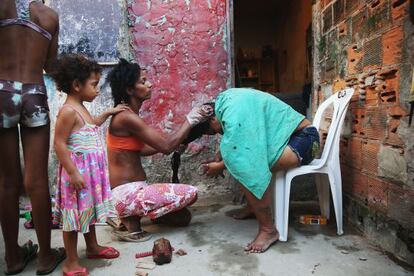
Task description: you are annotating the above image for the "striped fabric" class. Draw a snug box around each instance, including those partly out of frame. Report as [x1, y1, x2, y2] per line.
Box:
[54, 113, 115, 233]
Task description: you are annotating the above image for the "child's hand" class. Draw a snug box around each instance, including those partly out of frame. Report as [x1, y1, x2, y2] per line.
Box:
[201, 161, 225, 178]
[108, 104, 129, 115]
[69, 171, 86, 190]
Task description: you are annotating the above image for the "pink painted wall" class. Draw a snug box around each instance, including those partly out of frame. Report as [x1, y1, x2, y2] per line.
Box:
[129, 0, 229, 131]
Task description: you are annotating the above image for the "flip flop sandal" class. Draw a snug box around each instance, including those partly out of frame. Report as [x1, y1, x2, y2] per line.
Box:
[87, 247, 120, 259]
[4, 240, 38, 275]
[36, 247, 66, 275]
[112, 230, 152, 242]
[63, 267, 89, 276]
[106, 217, 127, 231]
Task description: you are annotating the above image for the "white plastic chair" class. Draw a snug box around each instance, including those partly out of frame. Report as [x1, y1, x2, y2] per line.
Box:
[273, 88, 355, 242]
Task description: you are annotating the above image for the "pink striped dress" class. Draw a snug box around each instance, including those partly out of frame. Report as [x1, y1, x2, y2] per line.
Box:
[53, 105, 115, 233]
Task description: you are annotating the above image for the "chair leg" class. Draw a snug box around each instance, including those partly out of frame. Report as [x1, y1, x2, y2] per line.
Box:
[328, 168, 344, 235]
[274, 171, 288, 242]
[316, 173, 330, 219]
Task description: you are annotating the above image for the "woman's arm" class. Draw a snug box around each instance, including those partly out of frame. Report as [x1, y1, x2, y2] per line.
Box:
[54, 108, 85, 190]
[123, 113, 192, 155]
[44, 11, 59, 74]
[138, 145, 159, 156]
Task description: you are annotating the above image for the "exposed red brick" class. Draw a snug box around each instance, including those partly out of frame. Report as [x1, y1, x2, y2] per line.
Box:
[361, 141, 380, 175]
[362, 107, 388, 141]
[351, 8, 367, 42]
[334, 0, 345, 24]
[346, 137, 363, 169]
[388, 105, 409, 117]
[320, 0, 333, 10]
[391, 0, 409, 22]
[338, 21, 348, 38]
[365, 86, 379, 106]
[345, 0, 362, 16]
[385, 105, 407, 146]
[342, 164, 369, 201]
[367, 175, 389, 211]
[366, 0, 391, 34]
[351, 107, 366, 137]
[380, 72, 400, 104]
[348, 45, 363, 75]
[386, 118, 404, 146]
[382, 27, 403, 66]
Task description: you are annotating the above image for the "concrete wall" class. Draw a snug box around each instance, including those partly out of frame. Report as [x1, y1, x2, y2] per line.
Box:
[313, 0, 414, 265]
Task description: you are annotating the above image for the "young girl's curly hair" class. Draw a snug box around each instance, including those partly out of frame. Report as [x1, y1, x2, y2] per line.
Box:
[50, 54, 102, 94]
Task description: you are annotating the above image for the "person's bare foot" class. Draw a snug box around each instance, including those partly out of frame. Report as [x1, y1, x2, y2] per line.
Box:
[62, 259, 85, 275]
[227, 206, 255, 220]
[36, 247, 66, 275]
[244, 229, 279, 253]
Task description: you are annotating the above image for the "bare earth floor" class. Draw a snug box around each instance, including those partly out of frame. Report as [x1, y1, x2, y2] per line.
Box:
[0, 200, 412, 276]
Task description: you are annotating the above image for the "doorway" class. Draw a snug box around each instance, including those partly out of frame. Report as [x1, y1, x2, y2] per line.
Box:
[233, 0, 313, 102]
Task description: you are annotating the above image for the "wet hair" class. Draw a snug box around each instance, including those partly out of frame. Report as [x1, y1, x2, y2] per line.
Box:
[107, 58, 141, 106]
[49, 54, 101, 94]
[171, 102, 215, 183]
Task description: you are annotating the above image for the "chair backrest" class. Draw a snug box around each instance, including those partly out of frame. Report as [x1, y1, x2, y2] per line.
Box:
[312, 88, 354, 166]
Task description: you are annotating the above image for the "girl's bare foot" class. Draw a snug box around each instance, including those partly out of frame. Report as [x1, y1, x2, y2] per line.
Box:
[244, 229, 279, 253]
[63, 259, 85, 274]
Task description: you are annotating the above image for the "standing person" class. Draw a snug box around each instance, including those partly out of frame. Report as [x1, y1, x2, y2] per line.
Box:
[51, 54, 126, 276]
[106, 59, 212, 241]
[196, 88, 320, 253]
[0, 0, 66, 274]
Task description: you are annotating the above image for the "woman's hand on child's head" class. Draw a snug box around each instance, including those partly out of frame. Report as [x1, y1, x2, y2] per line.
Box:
[108, 104, 129, 115]
[186, 105, 214, 126]
[201, 161, 225, 178]
[68, 171, 86, 190]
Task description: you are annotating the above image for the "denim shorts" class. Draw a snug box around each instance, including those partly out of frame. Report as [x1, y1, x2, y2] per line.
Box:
[287, 126, 320, 166]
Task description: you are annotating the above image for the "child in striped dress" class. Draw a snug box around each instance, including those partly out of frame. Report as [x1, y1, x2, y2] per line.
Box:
[51, 54, 127, 276]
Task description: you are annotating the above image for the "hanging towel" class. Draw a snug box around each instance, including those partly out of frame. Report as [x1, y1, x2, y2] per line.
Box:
[215, 88, 305, 199]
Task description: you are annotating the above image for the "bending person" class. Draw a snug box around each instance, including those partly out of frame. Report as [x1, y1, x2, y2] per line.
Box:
[106, 59, 211, 242]
[0, 1, 65, 274]
[189, 88, 320, 253]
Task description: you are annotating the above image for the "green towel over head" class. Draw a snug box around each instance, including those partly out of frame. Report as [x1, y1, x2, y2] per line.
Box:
[215, 88, 305, 199]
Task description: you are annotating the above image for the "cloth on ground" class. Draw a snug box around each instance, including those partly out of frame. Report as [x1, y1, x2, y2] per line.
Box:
[111, 181, 197, 219]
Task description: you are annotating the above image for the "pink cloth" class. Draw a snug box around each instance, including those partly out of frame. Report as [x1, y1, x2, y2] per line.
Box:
[111, 181, 197, 219]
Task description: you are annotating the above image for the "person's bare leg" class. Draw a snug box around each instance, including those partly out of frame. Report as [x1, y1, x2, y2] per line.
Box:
[0, 127, 28, 272]
[84, 225, 110, 255]
[227, 202, 255, 220]
[244, 146, 300, 253]
[62, 231, 83, 273]
[241, 184, 279, 253]
[120, 216, 142, 233]
[21, 125, 61, 271]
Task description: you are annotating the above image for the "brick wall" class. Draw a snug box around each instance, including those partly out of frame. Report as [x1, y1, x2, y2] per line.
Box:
[314, 0, 414, 264]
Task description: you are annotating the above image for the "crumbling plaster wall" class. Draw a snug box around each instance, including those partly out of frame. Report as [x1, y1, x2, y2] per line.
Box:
[313, 0, 414, 265]
[127, 0, 234, 198]
[45, 0, 234, 200]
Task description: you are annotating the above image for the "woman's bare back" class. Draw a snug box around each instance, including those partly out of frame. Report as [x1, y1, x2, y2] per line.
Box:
[0, 0, 59, 83]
